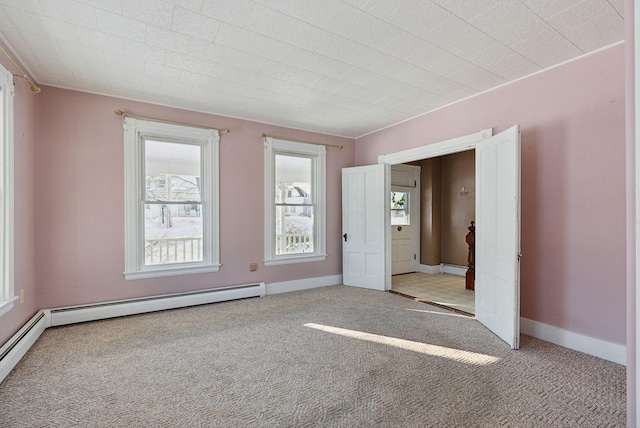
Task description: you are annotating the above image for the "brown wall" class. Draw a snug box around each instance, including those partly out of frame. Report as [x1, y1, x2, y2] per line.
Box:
[411, 150, 475, 267]
[440, 151, 475, 266]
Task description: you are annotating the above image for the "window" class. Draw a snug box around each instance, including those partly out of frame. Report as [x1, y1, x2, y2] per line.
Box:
[264, 137, 326, 266]
[124, 118, 219, 279]
[390, 191, 410, 225]
[0, 63, 15, 317]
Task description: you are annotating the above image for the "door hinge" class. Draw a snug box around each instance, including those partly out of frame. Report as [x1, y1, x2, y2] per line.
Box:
[414, 254, 416, 260]
[414, 180, 417, 187]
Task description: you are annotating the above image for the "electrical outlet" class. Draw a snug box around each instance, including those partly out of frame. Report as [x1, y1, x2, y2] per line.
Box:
[249, 262, 258, 272]
[19, 289, 24, 304]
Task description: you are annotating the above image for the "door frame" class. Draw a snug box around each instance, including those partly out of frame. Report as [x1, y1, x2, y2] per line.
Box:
[378, 128, 493, 289]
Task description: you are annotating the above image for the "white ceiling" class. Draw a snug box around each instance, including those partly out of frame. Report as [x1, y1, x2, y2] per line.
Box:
[0, 0, 625, 138]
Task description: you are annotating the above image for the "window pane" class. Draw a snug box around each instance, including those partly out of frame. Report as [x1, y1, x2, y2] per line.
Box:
[391, 191, 410, 225]
[145, 140, 201, 202]
[144, 203, 203, 265]
[275, 154, 311, 204]
[275, 206, 313, 254]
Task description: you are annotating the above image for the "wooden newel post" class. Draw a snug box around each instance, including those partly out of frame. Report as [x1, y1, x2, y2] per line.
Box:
[466, 221, 475, 291]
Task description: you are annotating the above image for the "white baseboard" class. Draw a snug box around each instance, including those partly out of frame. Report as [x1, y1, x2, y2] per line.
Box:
[441, 264, 467, 277]
[0, 311, 50, 384]
[419, 264, 441, 274]
[50, 283, 266, 327]
[266, 275, 342, 295]
[520, 318, 626, 365]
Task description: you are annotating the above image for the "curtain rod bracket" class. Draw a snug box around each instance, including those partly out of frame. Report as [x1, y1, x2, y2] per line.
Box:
[262, 133, 343, 150]
[114, 110, 230, 134]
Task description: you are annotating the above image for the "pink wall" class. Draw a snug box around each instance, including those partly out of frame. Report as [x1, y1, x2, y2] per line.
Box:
[357, 44, 627, 345]
[35, 89, 354, 308]
[0, 44, 38, 345]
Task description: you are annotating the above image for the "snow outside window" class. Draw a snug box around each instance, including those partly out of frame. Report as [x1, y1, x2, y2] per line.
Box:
[0, 63, 16, 317]
[264, 137, 326, 266]
[123, 118, 219, 279]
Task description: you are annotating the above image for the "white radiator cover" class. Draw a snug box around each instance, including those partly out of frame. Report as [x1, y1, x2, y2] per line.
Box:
[50, 283, 266, 327]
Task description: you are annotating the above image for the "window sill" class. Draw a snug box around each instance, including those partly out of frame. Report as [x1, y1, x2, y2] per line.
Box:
[264, 254, 327, 266]
[0, 296, 18, 317]
[125, 264, 221, 280]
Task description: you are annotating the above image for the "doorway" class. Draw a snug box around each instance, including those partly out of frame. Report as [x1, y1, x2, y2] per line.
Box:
[390, 151, 476, 315]
[342, 126, 521, 348]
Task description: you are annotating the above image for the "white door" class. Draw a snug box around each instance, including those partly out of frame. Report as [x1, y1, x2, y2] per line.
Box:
[391, 186, 418, 275]
[475, 125, 521, 349]
[342, 164, 390, 291]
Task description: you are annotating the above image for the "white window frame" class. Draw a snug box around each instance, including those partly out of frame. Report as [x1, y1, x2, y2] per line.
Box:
[0, 63, 16, 317]
[264, 137, 326, 266]
[124, 118, 220, 279]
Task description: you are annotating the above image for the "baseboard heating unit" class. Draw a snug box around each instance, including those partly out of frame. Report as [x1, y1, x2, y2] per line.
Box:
[0, 283, 265, 385]
[49, 283, 266, 327]
[0, 311, 48, 382]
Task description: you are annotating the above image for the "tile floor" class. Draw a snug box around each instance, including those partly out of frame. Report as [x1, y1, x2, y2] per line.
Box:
[391, 272, 475, 315]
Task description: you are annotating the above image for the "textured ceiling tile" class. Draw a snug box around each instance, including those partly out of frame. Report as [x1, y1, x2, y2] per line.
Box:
[546, 0, 624, 50]
[76, 27, 125, 55]
[186, 38, 227, 61]
[0, 0, 43, 13]
[95, 10, 146, 42]
[104, 51, 145, 73]
[144, 61, 182, 80]
[214, 23, 294, 62]
[471, 0, 551, 47]
[466, 42, 541, 80]
[39, 0, 98, 29]
[563, 12, 624, 51]
[424, 16, 498, 57]
[20, 12, 80, 43]
[431, 0, 504, 21]
[280, 0, 403, 49]
[124, 40, 166, 64]
[341, 0, 370, 7]
[171, 6, 220, 41]
[389, 66, 450, 93]
[354, 89, 387, 104]
[257, 59, 322, 86]
[201, 0, 256, 27]
[379, 33, 450, 68]
[511, 27, 582, 67]
[283, 48, 352, 80]
[251, 0, 288, 10]
[245, 4, 331, 51]
[165, 52, 239, 80]
[164, 0, 204, 12]
[520, 0, 583, 19]
[0, 5, 27, 30]
[313, 32, 368, 64]
[145, 25, 190, 54]
[79, 0, 122, 14]
[332, 83, 367, 98]
[57, 39, 105, 63]
[122, 0, 175, 28]
[311, 76, 343, 92]
[361, 0, 452, 40]
[447, 65, 506, 91]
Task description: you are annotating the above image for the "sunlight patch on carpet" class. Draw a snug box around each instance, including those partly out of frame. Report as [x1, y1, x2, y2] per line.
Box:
[304, 323, 500, 366]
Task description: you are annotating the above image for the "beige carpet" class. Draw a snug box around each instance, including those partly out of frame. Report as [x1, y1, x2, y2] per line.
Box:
[0, 285, 625, 427]
[392, 272, 475, 315]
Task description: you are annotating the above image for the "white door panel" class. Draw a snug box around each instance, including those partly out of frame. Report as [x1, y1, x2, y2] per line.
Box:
[391, 185, 418, 275]
[475, 125, 521, 349]
[342, 164, 390, 291]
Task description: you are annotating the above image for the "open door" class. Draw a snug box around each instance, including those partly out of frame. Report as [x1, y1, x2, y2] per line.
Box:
[475, 125, 521, 349]
[342, 164, 390, 291]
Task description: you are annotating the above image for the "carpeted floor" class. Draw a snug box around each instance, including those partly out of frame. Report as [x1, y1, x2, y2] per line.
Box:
[0, 285, 626, 427]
